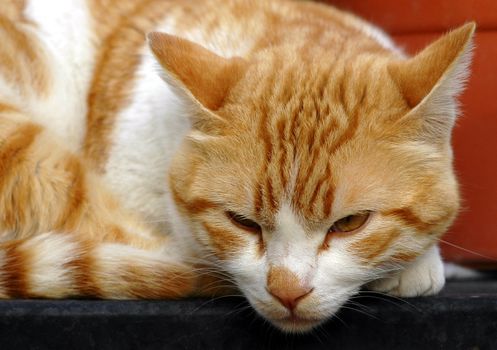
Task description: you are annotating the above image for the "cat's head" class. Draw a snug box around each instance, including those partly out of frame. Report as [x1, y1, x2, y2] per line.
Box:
[148, 22, 474, 332]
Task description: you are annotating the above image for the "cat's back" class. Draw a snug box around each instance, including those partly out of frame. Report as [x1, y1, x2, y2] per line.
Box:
[0, 0, 399, 160]
[0, 0, 172, 151]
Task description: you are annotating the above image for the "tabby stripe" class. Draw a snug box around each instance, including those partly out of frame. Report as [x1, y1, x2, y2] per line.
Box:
[94, 244, 194, 298]
[291, 72, 331, 213]
[54, 155, 87, 231]
[309, 162, 331, 216]
[170, 185, 218, 216]
[296, 114, 336, 216]
[252, 57, 282, 215]
[328, 85, 366, 157]
[386, 208, 453, 233]
[202, 222, 244, 260]
[64, 240, 102, 297]
[0, 233, 194, 299]
[119, 263, 190, 298]
[318, 85, 368, 218]
[131, 264, 193, 299]
[254, 97, 272, 214]
[335, 68, 347, 111]
[322, 175, 335, 218]
[102, 225, 130, 245]
[0, 103, 19, 114]
[308, 121, 337, 217]
[264, 175, 277, 213]
[1, 239, 30, 298]
[388, 251, 419, 263]
[276, 117, 289, 190]
[169, 164, 219, 216]
[350, 229, 401, 261]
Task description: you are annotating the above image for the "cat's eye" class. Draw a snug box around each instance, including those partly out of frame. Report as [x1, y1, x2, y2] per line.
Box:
[226, 211, 262, 233]
[329, 212, 371, 233]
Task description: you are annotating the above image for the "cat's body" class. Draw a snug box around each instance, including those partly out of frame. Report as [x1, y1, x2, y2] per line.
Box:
[0, 0, 474, 332]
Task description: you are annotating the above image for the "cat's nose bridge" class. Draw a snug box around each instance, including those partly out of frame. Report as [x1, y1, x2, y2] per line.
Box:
[266, 235, 317, 278]
[266, 265, 314, 311]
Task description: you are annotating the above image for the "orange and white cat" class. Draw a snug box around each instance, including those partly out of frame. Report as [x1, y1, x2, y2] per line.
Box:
[0, 0, 474, 332]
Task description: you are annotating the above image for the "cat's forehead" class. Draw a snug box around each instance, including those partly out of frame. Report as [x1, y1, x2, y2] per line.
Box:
[229, 51, 404, 132]
[223, 64, 410, 224]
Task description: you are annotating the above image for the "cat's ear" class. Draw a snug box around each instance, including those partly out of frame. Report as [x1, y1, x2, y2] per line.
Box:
[388, 22, 476, 141]
[147, 32, 246, 112]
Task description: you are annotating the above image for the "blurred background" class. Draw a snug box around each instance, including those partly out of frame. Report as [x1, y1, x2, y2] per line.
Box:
[321, 0, 497, 265]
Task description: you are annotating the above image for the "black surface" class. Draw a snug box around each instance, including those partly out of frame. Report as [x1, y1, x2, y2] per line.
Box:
[0, 279, 496, 350]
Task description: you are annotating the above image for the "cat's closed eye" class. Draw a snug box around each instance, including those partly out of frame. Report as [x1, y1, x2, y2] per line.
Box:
[226, 211, 262, 233]
[329, 212, 371, 233]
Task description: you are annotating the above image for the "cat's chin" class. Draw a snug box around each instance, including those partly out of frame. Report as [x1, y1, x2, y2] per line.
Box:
[246, 291, 353, 333]
[269, 315, 325, 333]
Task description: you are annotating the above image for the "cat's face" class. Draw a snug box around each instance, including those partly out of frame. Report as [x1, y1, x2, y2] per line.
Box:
[149, 23, 473, 332]
[168, 62, 459, 332]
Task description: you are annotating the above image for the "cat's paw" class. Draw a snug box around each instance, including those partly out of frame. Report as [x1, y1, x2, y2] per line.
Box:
[367, 245, 445, 297]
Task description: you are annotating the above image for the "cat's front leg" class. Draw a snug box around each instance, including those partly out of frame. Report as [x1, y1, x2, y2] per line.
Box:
[367, 245, 445, 297]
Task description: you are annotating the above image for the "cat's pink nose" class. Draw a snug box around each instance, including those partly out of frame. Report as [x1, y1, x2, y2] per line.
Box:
[269, 286, 313, 311]
[267, 266, 313, 311]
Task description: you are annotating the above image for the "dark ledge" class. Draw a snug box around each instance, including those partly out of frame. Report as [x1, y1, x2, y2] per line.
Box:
[0, 279, 496, 350]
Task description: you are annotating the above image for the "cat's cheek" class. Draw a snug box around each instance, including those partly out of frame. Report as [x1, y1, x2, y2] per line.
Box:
[193, 215, 262, 261]
[308, 251, 368, 316]
[221, 242, 267, 292]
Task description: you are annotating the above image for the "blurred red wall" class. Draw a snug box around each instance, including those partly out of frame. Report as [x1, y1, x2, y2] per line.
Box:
[322, 0, 497, 263]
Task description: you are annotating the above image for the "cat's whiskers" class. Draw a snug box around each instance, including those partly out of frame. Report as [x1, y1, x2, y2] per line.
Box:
[224, 302, 254, 318]
[355, 290, 420, 311]
[330, 312, 350, 329]
[438, 239, 497, 262]
[339, 304, 379, 320]
[313, 323, 332, 345]
[188, 293, 246, 315]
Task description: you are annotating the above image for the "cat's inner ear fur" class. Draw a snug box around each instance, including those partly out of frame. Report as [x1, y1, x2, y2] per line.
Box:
[388, 22, 476, 141]
[148, 32, 246, 113]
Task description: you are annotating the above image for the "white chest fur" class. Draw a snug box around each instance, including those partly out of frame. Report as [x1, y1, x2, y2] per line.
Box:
[103, 48, 191, 232]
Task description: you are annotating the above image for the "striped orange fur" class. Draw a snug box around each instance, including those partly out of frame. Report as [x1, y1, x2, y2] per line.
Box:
[0, 233, 194, 298]
[0, 0, 475, 333]
[84, 0, 177, 171]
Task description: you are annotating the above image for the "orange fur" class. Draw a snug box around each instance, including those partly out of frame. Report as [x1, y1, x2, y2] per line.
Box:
[0, 13, 50, 96]
[162, 10, 472, 267]
[0, 0, 475, 326]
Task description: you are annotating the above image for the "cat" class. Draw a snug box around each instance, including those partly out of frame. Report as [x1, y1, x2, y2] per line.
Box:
[0, 0, 474, 333]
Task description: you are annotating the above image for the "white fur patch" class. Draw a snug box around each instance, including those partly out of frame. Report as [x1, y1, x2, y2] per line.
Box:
[103, 47, 191, 232]
[268, 203, 316, 281]
[23, 0, 96, 150]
